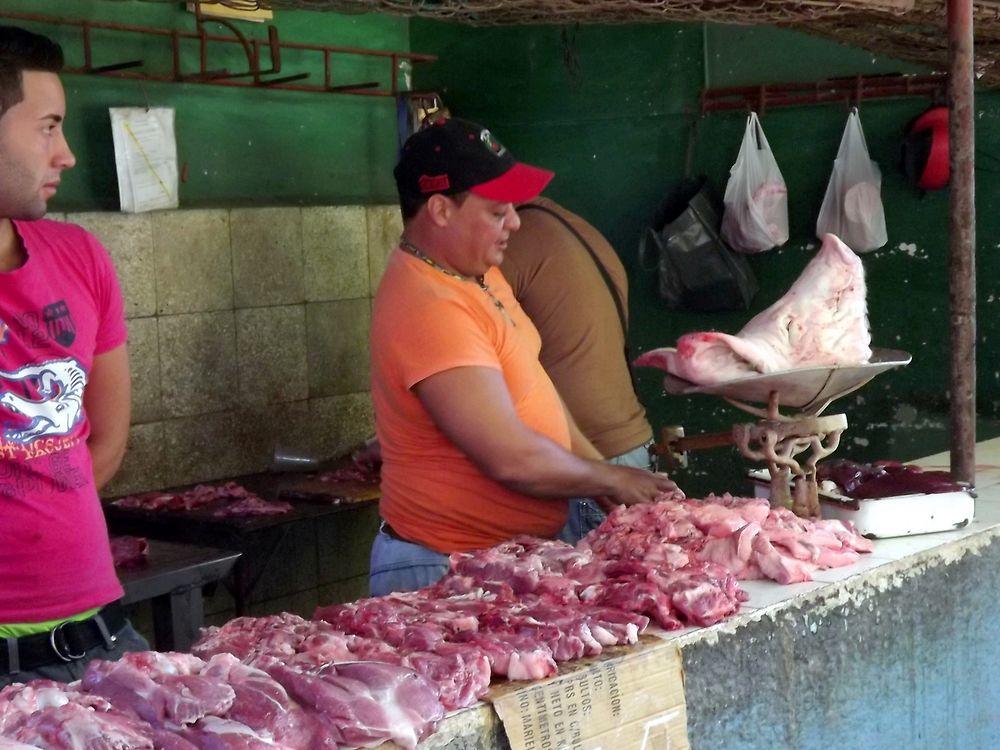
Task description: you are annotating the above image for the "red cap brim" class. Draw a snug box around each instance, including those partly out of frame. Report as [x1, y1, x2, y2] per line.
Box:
[469, 162, 554, 203]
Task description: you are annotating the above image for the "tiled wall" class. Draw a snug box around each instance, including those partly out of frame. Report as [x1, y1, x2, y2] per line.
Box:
[59, 205, 403, 498]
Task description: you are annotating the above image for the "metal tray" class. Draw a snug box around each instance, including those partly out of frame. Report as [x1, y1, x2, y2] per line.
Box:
[662, 348, 912, 414]
[748, 469, 975, 538]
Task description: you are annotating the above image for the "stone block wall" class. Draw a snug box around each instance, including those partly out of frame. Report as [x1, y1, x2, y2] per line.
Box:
[55, 205, 402, 498]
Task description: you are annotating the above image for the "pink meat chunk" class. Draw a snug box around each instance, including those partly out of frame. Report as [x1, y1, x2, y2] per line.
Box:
[109, 535, 150, 569]
[81, 652, 235, 728]
[11, 702, 156, 750]
[402, 647, 492, 711]
[0, 681, 111, 735]
[750, 533, 817, 584]
[182, 717, 278, 750]
[266, 661, 443, 750]
[199, 654, 317, 748]
[451, 632, 557, 681]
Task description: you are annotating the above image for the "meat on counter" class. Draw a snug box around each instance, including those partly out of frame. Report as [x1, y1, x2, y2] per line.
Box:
[817, 459, 966, 499]
[3, 494, 877, 749]
[112, 481, 291, 518]
[582, 494, 873, 585]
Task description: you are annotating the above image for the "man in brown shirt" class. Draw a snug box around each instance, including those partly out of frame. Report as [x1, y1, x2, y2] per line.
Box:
[501, 197, 655, 542]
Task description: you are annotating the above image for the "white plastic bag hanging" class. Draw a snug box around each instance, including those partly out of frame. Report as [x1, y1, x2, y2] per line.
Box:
[816, 108, 887, 253]
[720, 112, 789, 254]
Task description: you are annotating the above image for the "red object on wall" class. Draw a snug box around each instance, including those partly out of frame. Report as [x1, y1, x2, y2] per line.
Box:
[909, 106, 950, 190]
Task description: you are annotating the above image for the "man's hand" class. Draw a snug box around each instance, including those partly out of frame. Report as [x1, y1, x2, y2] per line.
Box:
[593, 467, 684, 514]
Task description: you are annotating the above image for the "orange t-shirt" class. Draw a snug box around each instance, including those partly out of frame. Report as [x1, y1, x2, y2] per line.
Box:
[371, 249, 570, 553]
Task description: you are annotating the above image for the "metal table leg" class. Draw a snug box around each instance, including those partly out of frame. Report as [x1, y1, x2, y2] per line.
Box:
[151, 583, 204, 652]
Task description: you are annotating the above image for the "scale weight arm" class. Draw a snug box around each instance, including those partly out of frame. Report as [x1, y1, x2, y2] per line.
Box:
[652, 425, 735, 470]
[652, 414, 846, 469]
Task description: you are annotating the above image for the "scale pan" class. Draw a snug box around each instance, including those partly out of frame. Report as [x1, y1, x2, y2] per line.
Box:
[661, 348, 912, 414]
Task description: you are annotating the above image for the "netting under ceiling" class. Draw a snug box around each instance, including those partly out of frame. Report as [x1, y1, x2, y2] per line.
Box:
[150, 0, 1000, 86]
[193, 0, 915, 25]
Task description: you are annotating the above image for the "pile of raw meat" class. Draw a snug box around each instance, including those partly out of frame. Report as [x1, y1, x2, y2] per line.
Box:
[112, 481, 292, 519]
[585, 495, 873, 585]
[635, 233, 871, 385]
[201, 498, 869, 706]
[0, 651, 443, 750]
[0, 496, 873, 749]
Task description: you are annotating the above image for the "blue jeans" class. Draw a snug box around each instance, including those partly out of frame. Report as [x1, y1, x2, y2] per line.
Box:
[558, 439, 655, 545]
[369, 526, 450, 597]
[0, 621, 148, 690]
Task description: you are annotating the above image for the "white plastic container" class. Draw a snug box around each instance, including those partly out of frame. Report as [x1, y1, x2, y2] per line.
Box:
[748, 469, 975, 539]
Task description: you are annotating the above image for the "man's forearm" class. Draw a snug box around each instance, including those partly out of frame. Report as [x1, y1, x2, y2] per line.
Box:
[83, 345, 132, 492]
[89, 437, 127, 490]
[486, 433, 621, 498]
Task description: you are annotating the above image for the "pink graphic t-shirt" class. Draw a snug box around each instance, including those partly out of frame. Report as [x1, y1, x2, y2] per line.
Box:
[0, 219, 127, 623]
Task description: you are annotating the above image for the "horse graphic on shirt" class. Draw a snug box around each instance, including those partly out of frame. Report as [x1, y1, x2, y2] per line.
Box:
[0, 358, 87, 443]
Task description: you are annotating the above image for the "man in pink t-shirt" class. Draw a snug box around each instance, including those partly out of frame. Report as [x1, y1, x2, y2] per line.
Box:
[0, 26, 146, 689]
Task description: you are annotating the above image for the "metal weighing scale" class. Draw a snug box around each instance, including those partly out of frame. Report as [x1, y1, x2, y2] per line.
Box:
[651, 348, 912, 517]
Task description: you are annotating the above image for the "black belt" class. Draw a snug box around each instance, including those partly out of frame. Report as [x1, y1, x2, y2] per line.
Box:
[1, 601, 128, 675]
[381, 521, 411, 543]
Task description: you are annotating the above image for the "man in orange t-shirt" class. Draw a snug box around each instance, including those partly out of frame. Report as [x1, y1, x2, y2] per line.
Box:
[369, 117, 682, 596]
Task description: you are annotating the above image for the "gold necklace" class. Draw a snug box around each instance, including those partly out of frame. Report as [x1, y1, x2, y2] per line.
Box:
[399, 238, 516, 327]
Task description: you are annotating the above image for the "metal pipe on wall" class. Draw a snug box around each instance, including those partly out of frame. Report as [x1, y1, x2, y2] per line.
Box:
[948, 0, 976, 483]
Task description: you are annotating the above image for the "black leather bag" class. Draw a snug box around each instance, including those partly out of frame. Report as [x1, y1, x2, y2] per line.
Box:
[640, 176, 758, 311]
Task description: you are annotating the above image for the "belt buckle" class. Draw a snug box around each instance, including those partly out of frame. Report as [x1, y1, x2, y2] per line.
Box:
[49, 621, 87, 663]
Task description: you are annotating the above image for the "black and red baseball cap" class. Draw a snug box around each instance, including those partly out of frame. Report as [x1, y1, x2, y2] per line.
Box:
[394, 117, 554, 204]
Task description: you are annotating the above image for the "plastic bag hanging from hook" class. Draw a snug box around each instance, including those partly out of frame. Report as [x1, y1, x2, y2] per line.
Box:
[720, 111, 789, 253]
[816, 107, 888, 253]
[639, 176, 758, 312]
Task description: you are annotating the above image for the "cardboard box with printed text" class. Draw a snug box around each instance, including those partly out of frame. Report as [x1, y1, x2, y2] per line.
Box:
[491, 637, 690, 750]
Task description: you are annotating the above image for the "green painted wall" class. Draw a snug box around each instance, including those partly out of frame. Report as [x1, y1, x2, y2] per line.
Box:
[411, 20, 1000, 495]
[1, 0, 410, 209]
[6, 2, 995, 495]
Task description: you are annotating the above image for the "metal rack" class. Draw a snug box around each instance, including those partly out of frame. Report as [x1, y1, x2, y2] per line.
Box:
[700, 72, 948, 114]
[0, 7, 437, 97]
